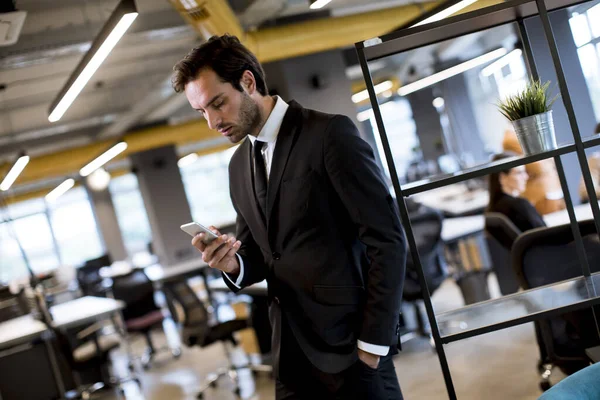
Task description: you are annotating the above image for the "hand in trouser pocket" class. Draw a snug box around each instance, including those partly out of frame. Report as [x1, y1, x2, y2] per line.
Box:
[353, 358, 387, 399]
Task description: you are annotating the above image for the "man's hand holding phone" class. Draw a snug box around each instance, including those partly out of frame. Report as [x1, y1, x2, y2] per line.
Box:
[191, 226, 242, 276]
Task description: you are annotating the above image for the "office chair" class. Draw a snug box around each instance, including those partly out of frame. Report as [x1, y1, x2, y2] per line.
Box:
[512, 220, 600, 391]
[484, 212, 522, 295]
[402, 208, 448, 339]
[0, 286, 30, 321]
[111, 269, 180, 369]
[163, 279, 252, 399]
[76, 254, 113, 297]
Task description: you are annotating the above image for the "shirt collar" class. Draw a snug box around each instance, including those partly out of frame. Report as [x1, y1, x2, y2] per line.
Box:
[248, 96, 289, 145]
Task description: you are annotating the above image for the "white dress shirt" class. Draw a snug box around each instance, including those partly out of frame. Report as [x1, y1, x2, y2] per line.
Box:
[224, 96, 389, 357]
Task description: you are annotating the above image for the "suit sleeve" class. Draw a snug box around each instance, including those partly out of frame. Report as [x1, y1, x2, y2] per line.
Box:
[323, 115, 407, 347]
[222, 172, 268, 292]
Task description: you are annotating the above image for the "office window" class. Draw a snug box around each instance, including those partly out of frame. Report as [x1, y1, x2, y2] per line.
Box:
[109, 174, 153, 256]
[0, 216, 31, 284]
[0, 198, 59, 281]
[48, 187, 104, 267]
[180, 148, 238, 228]
[363, 98, 420, 183]
[570, 7, 600, 122]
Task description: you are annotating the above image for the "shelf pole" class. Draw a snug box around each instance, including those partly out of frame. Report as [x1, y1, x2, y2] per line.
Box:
[517, 18, 592, 276]
[534, 0, 600, 338]
[355, 42, 457, 400]
[534, 0, 600, 257]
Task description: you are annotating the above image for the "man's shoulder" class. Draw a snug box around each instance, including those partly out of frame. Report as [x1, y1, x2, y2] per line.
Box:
[292, 102, 356, 135]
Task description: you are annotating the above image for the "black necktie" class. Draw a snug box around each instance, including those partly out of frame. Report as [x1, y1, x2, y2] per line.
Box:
[253, 141, 268, 216]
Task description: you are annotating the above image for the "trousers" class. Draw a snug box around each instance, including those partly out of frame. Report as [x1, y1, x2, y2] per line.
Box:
[275, 317, 403, 400]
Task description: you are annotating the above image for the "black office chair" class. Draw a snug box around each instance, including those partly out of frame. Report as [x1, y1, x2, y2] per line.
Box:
[484, 212, 522, 295]
[111, 269, 179, 369]
[402, 207, 448, 338]
[512, 220, 600, 391]
[163, 279, 252, 399]
[76, 254, 113, 297]
[0, 286, 31, 321]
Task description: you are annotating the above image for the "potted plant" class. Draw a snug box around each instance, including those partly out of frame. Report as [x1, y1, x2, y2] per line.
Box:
[497, 80, 559, 155]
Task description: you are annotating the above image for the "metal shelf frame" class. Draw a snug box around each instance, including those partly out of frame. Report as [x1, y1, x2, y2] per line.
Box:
[355, 0, 600, 398]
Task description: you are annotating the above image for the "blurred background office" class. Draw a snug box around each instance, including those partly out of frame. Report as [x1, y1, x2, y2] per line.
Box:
[1, 0, 600, 399]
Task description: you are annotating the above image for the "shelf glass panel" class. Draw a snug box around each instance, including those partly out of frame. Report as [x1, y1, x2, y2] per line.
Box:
[437, 272, 600, 343]
[402, 142, 575, 196]
[362, 0, 590, 61]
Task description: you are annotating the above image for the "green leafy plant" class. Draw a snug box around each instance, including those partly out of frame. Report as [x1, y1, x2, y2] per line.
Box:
[497, 80, 559, 121]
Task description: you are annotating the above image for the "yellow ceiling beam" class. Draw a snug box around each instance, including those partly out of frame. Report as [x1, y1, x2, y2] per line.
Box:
[170, 0, 442, 63]
[0, 118, 219, 187]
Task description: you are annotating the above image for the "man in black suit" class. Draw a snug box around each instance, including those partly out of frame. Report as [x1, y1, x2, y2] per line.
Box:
[173, 35, 407, 399]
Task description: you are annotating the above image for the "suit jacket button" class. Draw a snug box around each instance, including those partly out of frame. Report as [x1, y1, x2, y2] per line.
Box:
[272, 252, 281, 260]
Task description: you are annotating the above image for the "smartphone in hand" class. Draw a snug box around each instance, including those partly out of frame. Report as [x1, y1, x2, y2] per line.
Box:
[180, 222, 219, 245]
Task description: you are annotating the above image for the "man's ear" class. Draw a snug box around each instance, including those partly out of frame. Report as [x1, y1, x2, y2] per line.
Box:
[241, 70, 256, 94]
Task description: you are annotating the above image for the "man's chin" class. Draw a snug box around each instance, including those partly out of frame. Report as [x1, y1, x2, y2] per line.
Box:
[227, 133, 245, 144]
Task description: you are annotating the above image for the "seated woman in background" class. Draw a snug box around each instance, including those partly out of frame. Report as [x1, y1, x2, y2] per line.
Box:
[487, 152, 547, 232]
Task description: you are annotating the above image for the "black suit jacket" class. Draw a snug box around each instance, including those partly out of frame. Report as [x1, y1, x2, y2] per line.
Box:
[223, 100, 407, 374]
[489, 193, 546, 233]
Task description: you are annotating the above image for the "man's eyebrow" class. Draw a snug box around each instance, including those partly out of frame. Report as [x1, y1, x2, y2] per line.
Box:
[194, 93, 224, 111]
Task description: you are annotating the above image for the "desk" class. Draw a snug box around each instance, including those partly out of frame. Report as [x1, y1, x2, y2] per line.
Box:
[413, 186, 489, 217]
[0, 315, 48, 350]
[441, 215, 485, 243]
[144, 258, 207, 284]
[543, 202, 593, 227]
[49, 296, 125, 330]
[208, 280, 268, 296]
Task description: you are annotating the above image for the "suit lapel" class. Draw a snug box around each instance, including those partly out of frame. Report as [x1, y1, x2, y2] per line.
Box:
[266, 101, 303, 225]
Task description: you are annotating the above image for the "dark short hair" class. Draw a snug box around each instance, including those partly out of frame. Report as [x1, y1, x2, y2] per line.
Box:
[172, 34, 267, 95]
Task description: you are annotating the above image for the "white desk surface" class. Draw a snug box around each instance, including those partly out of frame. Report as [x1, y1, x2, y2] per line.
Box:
[0, 315, 48, 350]
[144, 258, 207, 284]
[441, 215, 485, 243]
[413, 186, 489, 216]
[50, 296, 125, 330]
[543, 203, 593, 227]
[209, 279, 268, 296]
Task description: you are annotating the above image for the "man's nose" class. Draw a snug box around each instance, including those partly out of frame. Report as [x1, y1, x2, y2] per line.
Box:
[205, 112, 220, 130]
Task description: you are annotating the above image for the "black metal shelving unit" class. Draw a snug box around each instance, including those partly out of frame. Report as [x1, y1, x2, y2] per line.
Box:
[355, 0, 600, 398]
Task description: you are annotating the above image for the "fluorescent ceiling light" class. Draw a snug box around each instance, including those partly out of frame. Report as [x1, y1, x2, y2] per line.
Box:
[481, 49, 523, 77]
[357, 109, 373, 122]
[310, 0, 332, 9]
[411, 0, 479, 27]
[352, 80, 393, 103]
[0, 155, 30, 191]
[46, 179, 75, 203]
[398, 48, 507, 96]
[48, 0, 138, 123]
[178, 153, 199, 168]
[80, 142, 128, 177]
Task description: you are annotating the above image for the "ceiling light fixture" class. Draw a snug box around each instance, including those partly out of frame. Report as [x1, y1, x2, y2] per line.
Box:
[481, 49, 523, 77]
[310, 0, 333, 9]
[48, 0, 138, 123]
[411, 0, 479, 27]
[46, 179, 75, 203]
[80, 142, 128, 177]
[398, 48, 507, 96]
[0, 153, 29, 191]
[352, 80, 393, 103]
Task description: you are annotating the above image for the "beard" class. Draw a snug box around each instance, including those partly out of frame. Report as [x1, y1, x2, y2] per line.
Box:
[230, 92, 261, 143]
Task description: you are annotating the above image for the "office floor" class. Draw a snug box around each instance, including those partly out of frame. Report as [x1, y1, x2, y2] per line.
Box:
[103, 276, 562, 400]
